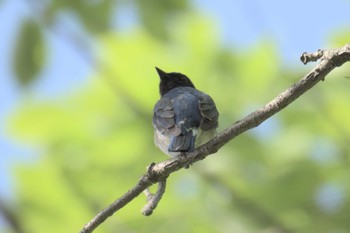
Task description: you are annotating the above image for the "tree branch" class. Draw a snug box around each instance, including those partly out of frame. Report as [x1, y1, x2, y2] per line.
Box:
[142, 179, 167, 216]
[80, 43, 350, 233]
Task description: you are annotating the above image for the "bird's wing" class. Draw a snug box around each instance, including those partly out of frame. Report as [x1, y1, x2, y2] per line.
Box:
[153, 95, 196, 152]
[199, 94, 219, 131]
[153, 98, 181, 136]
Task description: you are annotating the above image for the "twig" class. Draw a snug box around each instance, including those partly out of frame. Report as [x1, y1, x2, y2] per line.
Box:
[80, 43, 350, 233]
[300, 49, 324, 64]
[80, 174, 153, 233]
[142, 180, 167, 216]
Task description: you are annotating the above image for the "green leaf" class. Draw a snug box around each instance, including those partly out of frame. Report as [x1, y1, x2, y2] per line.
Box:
[13, 19, 46, 87]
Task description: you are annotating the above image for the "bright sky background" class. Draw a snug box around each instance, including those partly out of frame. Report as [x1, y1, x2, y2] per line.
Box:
[0, 0, 349, 205]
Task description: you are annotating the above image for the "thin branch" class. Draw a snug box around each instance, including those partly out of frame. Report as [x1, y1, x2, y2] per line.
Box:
[80, 175, 154, 233]
[142, 179, 167, 216]
[80, 44, 350, 233]
[300, 49, 324, 64]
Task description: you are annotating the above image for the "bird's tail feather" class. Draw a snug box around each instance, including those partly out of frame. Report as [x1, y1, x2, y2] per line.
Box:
[168, 131, 195, 152]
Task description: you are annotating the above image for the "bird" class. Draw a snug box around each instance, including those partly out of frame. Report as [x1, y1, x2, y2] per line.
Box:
[153, 67, 219, 157]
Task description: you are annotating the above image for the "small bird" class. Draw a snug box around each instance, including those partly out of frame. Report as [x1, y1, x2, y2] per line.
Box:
[153, 67, 219, 157]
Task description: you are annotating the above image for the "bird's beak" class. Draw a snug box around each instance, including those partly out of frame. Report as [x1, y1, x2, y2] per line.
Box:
[155, 67, 167, 80]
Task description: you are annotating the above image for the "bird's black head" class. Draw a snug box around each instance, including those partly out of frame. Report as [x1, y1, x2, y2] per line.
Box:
[155, 67, 195, 96]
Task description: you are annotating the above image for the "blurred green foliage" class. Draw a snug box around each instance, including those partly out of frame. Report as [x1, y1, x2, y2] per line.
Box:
[6, 1, 350, 233]
[47, 0, 114, 33]
[13, 19, 46, 87]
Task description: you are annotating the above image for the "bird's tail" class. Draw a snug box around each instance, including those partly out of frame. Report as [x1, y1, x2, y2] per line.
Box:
[168, 131, 195, 153]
